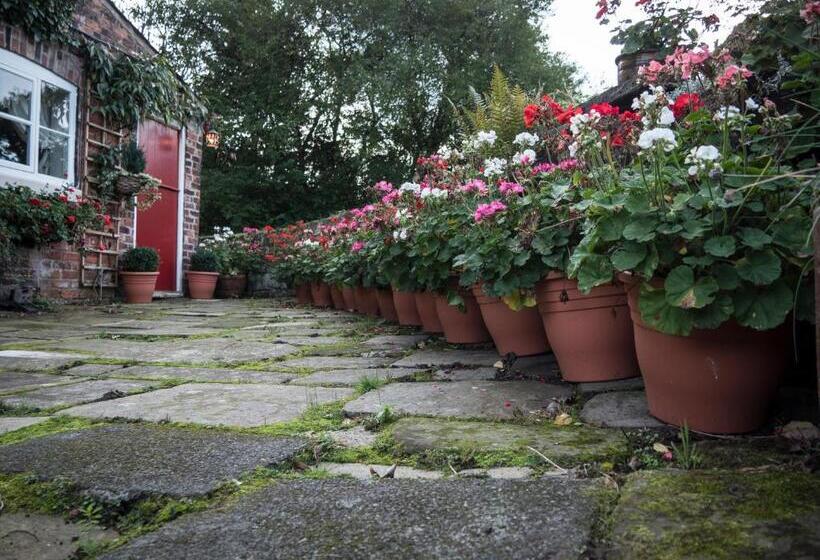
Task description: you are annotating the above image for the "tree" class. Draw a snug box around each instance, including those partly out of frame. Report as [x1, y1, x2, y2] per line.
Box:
[128, 0, 579, 231]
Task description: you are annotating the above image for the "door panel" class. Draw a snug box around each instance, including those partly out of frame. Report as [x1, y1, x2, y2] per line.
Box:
[136, 120, 180, 292]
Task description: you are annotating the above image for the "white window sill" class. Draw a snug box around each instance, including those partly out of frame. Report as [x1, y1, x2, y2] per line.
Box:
[0, 167, 73, 194]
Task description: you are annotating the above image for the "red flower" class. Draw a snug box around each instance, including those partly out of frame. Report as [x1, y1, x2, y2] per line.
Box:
[555, 105, 582, 125]
[590, 102, 620, 117]
[670, 93, 704, 119]
[619, 110, 640, 123]
[58, 194, 68, 202]
[523, 104, 541, 128]
[66, 215, 77, 225]
[103, 214, 112, 226]
[29, 198, 41, 207]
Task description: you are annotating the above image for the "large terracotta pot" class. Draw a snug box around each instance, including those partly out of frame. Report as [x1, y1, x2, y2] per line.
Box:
[310, 282, 333, 308]
[376, 288, 399, 322]
[355, 286, 380, 316]
[434, 291, 491, 344]
[120, 271, 159, 304]
[187, 271, 219, 300]
[622, 276, 789, 433]
[341, 286, 356, 311]
[217, 274, 247, 298]
[329, 285, 346, 310]
[393, 289, 422, 326]
[413, 291, 443, 334]
[535, 273, 639, 382]
[294, 283, 312, 305]
[472, 285, 549, 356]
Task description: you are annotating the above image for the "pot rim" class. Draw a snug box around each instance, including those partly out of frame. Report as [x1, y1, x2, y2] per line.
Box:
[120, 271, 160, 276]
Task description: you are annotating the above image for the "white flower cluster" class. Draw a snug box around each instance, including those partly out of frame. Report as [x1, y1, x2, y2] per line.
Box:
[399, 182, 421, 195]
[482, 157, 507, 177]
[713, 105, 743, 122]
[392, 228, 409, 241]
[437, 145, 462, 160]
[211, 226, 235, 242]
[475, 130, 497, 146]
[513, 131, 539, 147]
[295, 239, 320, 249]
[420, 187, 448, 199]
[745, 98, 759, 111]
[685, 145, 722, 177]
[512, 149, 536, 166]
[637, 128, 677, 152]
[631, 86, 667, 111]
[632, 86, 679, 154]
[568, 112, 602, 159]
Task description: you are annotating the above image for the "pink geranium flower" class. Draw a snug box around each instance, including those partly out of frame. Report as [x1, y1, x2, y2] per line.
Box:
[716, 64, 753, 89]
[461, 179, 488, 195]
[473, 200, 507, 222]
[499, 181, 524, 196]
[351, 241, 364, 252]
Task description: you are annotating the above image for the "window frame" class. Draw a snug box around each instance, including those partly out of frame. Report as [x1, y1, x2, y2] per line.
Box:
[0, 49, 77, 192]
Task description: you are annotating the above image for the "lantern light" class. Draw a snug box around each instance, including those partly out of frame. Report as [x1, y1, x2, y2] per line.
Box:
[204, 120, 220, 149]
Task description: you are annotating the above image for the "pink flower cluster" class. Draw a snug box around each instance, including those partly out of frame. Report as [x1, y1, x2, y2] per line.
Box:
[473, 200, 507, 222]
[375, 181, 394, 194]
[715, 64, 753, 89]
[381, 190, 400, 204]
[498, 181, 524, 196]
[639, 45, 712, 82]
[533, 159, 579, 175]
[801, 1, 820, 23]
[351, 241, 365, 253]
[460, 179, 488, 195]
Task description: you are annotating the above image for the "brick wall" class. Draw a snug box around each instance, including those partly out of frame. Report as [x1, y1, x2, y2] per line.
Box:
[0, 0, 203, 303]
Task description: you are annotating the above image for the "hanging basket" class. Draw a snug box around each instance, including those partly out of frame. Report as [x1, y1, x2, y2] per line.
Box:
[115, 173, 144, 197]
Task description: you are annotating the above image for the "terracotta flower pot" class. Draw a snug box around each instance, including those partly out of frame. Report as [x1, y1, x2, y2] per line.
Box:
[310, 282, 333, 308]
[120, 271, 159, 304]
[294, 283, 312, 305]
[341, 286, 356, 311]
[355, 286, 380, 316]
[472, 285, 549, 356]
[392, 289, 422, 326]
[187, 271, 219, 300]
[535, 273, 639, 382]
[434, 291, 491, 344]
[622, 276, 789, 433]
[330, 285, 346, 310]
[414, 291, 443, 333]
[217, 274, 247, 298]
[376, 288, 399, 322]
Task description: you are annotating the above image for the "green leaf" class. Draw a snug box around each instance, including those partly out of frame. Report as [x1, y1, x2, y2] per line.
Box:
[574, 254, 613, 293]
[611, 241, 647, 271]
[703, 235, 736, 257]
[693, 294, 733, 330]
[639, 285, 694, 336]
[732, 280, 792, 330]
[622, 219, 657, 242]
[712, 263, 740, 290]
[664, 265, 718, 309]
[597, 213, 629, 242]
[735, 249, 781, 286]
[738, 227, 772, 249]
[771, 218, 812, 254]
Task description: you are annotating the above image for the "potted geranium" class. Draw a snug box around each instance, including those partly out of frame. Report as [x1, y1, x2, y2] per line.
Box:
[569, 43, 815, 433]
[187, 247, 219, 299]
[119, 247, 159, 304]
[202, 226, 252, 298]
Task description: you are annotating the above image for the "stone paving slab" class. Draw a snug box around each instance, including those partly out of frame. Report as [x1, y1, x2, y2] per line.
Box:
[0, 513, 117, 560]
[0, 350, 82, 372]
[290, 367, 422, 387]
[280, 355, 394, 370]
[317, 462, 443, 479]
[270, 336, 345, 346]
[363, 334, 429, 348]
[344, 381, 573, 420]
[100, 478, 598, 560]
[104, 365, 294, 384]
[327, 425, 378, 448]
[390, 349, 501, 368]
[0, 424, 307, 502]
[43, 338, 299, 365]
[63, 363, 129, 377]
[0, 371, 77, 393]
[63, 383, 354, 427]
[609, 470, 820, 559]
[580, 391, 665, 429]
[575, 376, 645, 394]
[391, 417, 623, 460]
[432, 367, 498, 381]
[458, 467, 534, 479]
[1, 379, 156, 410]
[0, 416, 50, 434]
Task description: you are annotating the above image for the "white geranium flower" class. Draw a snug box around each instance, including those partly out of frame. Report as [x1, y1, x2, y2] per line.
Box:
[637, 128, 677, 152]
[714, 106, 742, 122]
[686, 145, 722, 176]
[475, 130, 497, 146]
[745, 98, 759, 111]
[693, 145, 720, 161]
[658, 106, 676, 126]
[513, 132, 539, 147]
[482, 157, 507, 177]
[512, 149, 536, 166]
[399, 182, 421, 194]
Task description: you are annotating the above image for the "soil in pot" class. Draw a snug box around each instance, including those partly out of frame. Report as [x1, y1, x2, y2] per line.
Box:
[310, 282, 333, 308]
[330, 285, 346, 310]
[120, 272, 159, 304]
[376, 288, 399, 322]
[472, 285, 549, 356]
[535, 273, 639, 382]
[414, 291, 443, 334]
[187, 271, 219, 299]
[217, 274, 247, 298]
[393, 289, 422, 326]
[622, 277, 790, 433]
[355, 286, 380, 316]
[341, 286, 357, 311]
[294, 283, 312, 305]
[434, 291, 491, 344]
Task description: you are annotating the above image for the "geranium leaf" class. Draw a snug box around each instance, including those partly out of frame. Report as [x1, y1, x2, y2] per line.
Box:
[574, 254, 613, 293]
[664, 265, 718, 309]
[735, 249, 781, 285]
[639, 285, 694, 336]
[732, 279, 792, 330]
[771, 217, 812, 254]
[712, 263, 740, 290]
[611, 241, 647, 271]
[622, 219, 657, 242]
[693, 294, 733, 329]
[738, 227, 772, 249]
[704, 235, 736, 257]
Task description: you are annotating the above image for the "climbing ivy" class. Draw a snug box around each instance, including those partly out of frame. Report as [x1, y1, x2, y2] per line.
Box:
[0, 0, 78, 44]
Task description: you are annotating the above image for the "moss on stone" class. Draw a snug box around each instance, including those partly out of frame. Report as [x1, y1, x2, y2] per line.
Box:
[0, 416, 103, 446]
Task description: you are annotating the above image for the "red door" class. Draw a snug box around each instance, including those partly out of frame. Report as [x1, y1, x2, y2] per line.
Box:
[136, 120, 180, 292]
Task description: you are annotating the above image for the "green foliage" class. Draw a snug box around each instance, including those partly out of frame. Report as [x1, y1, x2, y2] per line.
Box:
[672, 423, 702, 470]
[120, 247, 159, 272]
[189, 248, 219, 272]
[355, 375, 386, 394]
[0, 0, 77, 44]
[119, 140, 147, 174]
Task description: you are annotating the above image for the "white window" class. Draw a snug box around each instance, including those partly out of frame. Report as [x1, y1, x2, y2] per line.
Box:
[0, 49, 77, 191]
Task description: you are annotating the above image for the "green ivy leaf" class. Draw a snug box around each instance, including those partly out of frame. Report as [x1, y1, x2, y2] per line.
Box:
[611, 241, 647, 271]
[738, 227, 772, 249]
[735, 249, 781, 286]
[639, 285, 694, 335]
[664, 265, 718, 309]
[704, 235, 736, 257]
[732, 279, 792, 330]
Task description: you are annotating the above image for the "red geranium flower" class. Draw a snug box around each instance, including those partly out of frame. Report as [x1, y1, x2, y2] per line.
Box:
[523, 104, 540, 128]
[29, 198, 41, 206]
[670, 93, 704, 119]
[590, 102, 620, 117]
[66, 215, 77, 224]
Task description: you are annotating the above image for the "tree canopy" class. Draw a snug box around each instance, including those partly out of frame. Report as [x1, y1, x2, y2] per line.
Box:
[129, 0, 579, 230]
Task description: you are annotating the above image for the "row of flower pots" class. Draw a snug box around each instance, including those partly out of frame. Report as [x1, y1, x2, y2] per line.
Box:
[297, 278, 788, 435]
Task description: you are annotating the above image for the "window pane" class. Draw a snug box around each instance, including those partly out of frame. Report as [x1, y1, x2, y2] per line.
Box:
[0, 68, 32, 119]
[0, 116, 29, 165]
[40, 82, 70, 133]
[38, 129, 69, 179]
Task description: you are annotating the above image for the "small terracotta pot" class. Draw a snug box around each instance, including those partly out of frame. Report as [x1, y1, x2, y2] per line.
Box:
[435, 291, 491, 344]
[120, 271, 159, 304]
[187, 271, 219, 300]
[341, 286, 356, 311]
[217, 274, 247, 298]
[376, 288, 399, 322]
[414, 291, 443, 333]
[622, 275, 789, 433]
[355, 286, 380, 316]
[472, 285, 549, 356]
[393, 289, 422, 326]
[294, 283, 312, 305]
[535, 273, 639, 382]
[329, 285, 346, 310]
[310, 282, 333, 308]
